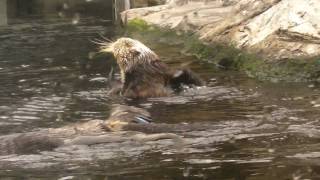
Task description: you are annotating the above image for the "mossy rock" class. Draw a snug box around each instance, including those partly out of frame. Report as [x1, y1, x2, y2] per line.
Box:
[124, 18, 320, 82]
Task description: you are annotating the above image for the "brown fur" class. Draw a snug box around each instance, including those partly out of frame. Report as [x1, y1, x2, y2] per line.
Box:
[104, 104, 152, 131]
[101, 37, 204, 98]
[0, 105, 154, 155]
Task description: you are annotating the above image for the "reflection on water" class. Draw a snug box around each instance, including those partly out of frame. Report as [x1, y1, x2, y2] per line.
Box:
[0, 9, 115, 133]
[0, 0, 113, 26]
[1, 2, 320, 179]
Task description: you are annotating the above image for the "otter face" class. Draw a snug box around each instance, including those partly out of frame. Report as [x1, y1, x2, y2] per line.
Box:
[101, 38, 150, 57]
[105, 105, 152, 131]
[100, 38, 160, 84]
[100, 38, 158, 73]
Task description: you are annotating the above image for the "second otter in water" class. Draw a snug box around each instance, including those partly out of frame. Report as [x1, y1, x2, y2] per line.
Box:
[100, 37, 204, 98]
[0, 105, 182, 155]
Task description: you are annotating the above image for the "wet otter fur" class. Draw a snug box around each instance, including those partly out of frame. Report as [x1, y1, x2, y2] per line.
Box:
[100, 37, 204, 98]
[0, 105, 182, 155]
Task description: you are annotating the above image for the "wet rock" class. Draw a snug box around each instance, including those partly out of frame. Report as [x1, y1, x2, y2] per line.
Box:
[122, 0, 320, 60]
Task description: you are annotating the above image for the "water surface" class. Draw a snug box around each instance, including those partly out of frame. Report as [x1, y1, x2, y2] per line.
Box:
[1, 15, 320, 180]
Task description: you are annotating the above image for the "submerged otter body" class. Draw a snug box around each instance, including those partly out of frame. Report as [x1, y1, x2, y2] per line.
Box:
[100, 37, 204, 98]
[0, 105, 182, 155]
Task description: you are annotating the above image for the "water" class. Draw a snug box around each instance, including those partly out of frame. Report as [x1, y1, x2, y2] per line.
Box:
[1, 10, 320, 180]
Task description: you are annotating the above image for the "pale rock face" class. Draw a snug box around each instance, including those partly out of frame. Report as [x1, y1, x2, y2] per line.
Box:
[166, 0, 189, 7]
[122, 0, 320, 60]
[232, 0, 320, 59]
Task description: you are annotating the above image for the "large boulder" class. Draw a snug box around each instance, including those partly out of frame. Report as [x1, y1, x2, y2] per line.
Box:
[122, 0, 320, 60]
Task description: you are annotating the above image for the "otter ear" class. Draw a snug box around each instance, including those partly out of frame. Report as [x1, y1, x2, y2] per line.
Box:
[129, 47, 141, 56]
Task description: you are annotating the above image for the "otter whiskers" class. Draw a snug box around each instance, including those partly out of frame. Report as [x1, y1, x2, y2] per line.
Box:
[98, 37, 204, 98]
[90, 34, 115, 53]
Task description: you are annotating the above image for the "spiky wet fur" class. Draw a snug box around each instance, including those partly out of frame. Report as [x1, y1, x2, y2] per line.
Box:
[100, 37, 204, 98]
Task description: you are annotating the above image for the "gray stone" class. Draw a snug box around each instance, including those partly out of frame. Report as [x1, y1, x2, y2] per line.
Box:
[122, 0, 320, 60]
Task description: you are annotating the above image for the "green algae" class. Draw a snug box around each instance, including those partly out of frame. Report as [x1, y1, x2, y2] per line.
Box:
[124, 18, 320, 82]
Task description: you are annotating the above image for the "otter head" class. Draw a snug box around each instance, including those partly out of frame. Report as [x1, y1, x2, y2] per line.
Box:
[100, 38, 159, 82]
[105, 104, 152, 131]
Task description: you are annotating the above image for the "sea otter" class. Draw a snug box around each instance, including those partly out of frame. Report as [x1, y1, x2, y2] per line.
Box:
[0, 105, 182, 155]
[100, 37, 204, 98]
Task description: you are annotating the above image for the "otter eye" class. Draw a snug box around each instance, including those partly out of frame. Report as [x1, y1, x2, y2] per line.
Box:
[124, 41, 130, 47]
[130, 48, 140, 56]
[133, 50, 140, 56]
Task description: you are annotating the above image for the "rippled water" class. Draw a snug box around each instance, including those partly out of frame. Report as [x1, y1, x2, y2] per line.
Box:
[1, 17, 320, 180]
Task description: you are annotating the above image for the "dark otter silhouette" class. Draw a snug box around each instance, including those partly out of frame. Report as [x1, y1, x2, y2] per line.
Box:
[100, 37, 204, 98]
[0, 105, 185, 155]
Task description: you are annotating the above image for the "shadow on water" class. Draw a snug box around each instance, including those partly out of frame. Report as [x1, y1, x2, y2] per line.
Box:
[1, 1, 320, 179]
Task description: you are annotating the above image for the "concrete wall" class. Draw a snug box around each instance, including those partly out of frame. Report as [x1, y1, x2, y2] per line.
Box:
[131, 0, 166, 7]
[113, 0, 131, 23]
[40, 0, 113, 18]
[0, 0, 7, 26]
[3, 0, 113, 21]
